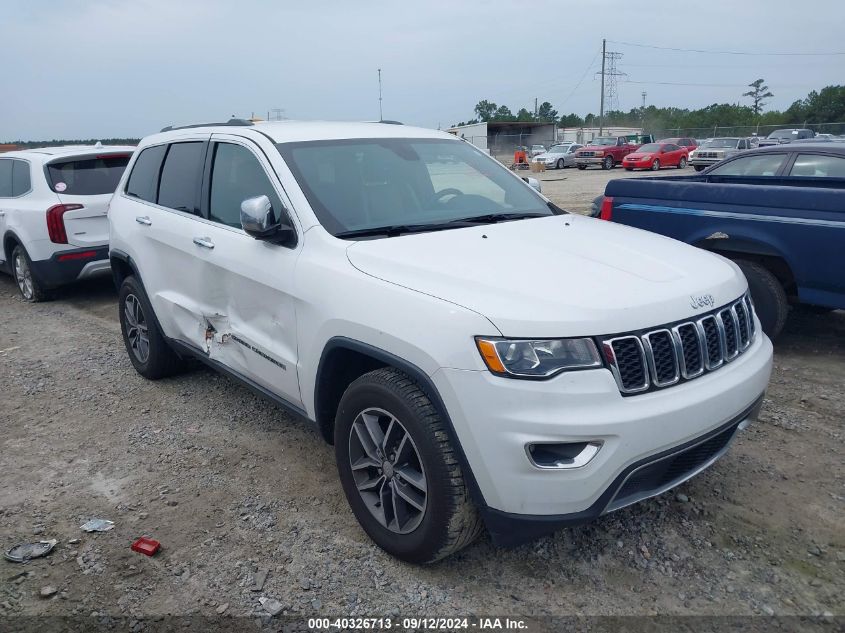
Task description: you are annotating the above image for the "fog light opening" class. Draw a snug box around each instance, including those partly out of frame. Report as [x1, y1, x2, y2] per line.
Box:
[526, 441, 603, 469]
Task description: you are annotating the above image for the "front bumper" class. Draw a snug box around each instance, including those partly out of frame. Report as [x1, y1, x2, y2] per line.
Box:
[690, 158, 722, 166]
[431, 327, 772, 544]
[29, 246, 110, 289]
[574, 157, 606, 166]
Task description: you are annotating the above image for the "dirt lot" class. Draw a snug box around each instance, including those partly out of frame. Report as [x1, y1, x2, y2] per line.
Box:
[0, 165, 843, 627]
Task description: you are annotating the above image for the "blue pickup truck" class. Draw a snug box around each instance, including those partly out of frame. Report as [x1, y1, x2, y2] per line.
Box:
[599, 143, 845, 337]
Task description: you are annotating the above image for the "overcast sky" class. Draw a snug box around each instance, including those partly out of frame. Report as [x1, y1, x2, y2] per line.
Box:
[3, 0, 844, 140]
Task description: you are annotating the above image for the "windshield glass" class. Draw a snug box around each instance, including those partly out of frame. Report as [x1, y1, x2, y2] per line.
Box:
[276, 138, 554, 236]
[768, 130, 796, 139]
[636, 143, 662, 153]
[549, 145, 569, 153]
[588, 137, 616, 146]
[703, 138, 739, 148]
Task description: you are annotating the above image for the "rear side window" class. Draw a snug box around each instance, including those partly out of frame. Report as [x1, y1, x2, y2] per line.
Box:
[709, 154, 786, 177]
[126, 145, 167, 203]
[12, 160, 31, 195]
[157, 142, 205, 213]
[47, 155, 130, 195]
[208, 143, 282, 228]
[789, 154, 845, 178]
[0, 160, 14, 197]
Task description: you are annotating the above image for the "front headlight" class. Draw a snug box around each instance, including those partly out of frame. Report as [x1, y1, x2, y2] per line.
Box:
[593, 151, 604, 156]
[475, 337, 603, 378]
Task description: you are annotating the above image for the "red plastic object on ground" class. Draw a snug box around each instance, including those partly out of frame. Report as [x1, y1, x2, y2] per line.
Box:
[131, 537, 161, 556]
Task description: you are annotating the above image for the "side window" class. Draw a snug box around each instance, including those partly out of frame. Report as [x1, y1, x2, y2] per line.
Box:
[208, 143, 282, 228]
[709, 154, 787, 177]
[11, 160, 31, 196]
[664, 144, 680, 152]
[0, 160, 12, 197]
[157, 142, 205, 213]
[789, 154, 845, 178]
[126, 145, 167, 203]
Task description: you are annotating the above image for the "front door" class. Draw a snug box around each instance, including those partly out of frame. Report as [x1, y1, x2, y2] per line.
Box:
[194, 136, 303, 407]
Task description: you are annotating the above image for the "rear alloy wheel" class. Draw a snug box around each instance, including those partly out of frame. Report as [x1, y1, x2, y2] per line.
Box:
[12, 245, 49, 303]
[335, 367, 482, 563]
[651, 159, 661, 171]
[602, 156, 613, 170]
[678, 156, 687, 169]
[118, 276, 184, 379]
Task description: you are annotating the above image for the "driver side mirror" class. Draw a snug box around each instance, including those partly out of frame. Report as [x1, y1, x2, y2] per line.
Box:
[240, 195, 296, 246]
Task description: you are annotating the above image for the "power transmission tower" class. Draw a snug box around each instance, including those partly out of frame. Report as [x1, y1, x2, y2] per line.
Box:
[271, 108, 286, 121]
[596, 39, 627, 134]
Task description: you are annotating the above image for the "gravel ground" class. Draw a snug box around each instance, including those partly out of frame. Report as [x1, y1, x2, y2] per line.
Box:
[0, 166, 843, 626]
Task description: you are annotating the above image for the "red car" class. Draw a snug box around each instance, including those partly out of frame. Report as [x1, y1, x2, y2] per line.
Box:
[622, 142, 689, 171]
[659, 136, 698, 154]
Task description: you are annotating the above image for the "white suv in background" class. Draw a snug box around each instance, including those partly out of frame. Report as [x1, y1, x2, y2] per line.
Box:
[0, 145, 134, 301]
[108, 119, 773, 563]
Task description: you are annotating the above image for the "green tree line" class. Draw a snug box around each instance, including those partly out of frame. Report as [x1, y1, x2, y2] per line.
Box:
[454, 85, 845, 132]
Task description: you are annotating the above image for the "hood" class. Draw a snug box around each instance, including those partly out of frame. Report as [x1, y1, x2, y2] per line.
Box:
[345, 215, 746, 337]
[624, 153, 653, 160]
[578, 145, 612, 152]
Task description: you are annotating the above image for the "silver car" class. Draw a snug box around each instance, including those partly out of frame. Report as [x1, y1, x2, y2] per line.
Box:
[531, 143, 584, 169]
[689, 138, 753, 172]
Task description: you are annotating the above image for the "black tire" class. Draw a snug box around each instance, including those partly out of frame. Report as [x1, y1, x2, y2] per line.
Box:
[11, 245, 50, 303]
[577, 164, 586, 170]
[678, 156, 687, 169]
[734, 259, 788, 339]
[118, 275, 184, 379]
[334, 367, 482, 564]
[651, 159, 661, 171]
[556, 159, 564, 169]
[624, 167, 634, 171]
[694, 165, 706, 172]
[602, 156, 613, 170]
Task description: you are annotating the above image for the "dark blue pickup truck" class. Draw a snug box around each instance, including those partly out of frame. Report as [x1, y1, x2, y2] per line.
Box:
[600, 143, 845, 337]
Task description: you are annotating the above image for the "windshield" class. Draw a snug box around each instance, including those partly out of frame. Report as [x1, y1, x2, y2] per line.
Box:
[588, 137, 616, 146]
[703, 138, 739, 148]
[768, 130, 796, 139]
[549, 145, 570, 153]
[276, 138, 554, 237]
[636, 143, 662, 153]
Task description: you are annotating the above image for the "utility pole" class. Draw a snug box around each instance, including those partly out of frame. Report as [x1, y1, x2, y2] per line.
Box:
[534, 97, 538, 118]
[599, 39, 606, 135]
[641, 91, 647, 131]
[378, 68, 383, 122]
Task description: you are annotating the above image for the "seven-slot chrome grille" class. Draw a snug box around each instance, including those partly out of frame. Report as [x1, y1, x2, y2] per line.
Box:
[601, 293, 756, 395]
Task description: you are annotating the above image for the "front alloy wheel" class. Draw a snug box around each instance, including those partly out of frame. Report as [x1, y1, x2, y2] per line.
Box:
[349, 408, 427, 534]
[651, 159, 661, 171]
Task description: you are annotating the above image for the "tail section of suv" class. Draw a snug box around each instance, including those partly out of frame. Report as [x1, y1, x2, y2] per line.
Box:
[108, 120, 773, 563]
[0, 146, 134, 301]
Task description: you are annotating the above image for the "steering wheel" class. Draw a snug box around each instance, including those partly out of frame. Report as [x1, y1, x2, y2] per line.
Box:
[432, 188, 464, 204]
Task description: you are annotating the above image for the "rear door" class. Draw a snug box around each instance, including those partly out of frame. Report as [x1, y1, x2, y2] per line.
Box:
[122, 138, 212, 350]
[45, 151, 132, 246]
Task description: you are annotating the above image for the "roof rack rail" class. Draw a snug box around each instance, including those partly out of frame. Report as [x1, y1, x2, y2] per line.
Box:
[160, 118, 255, 133]
[378, 120, 403, 125]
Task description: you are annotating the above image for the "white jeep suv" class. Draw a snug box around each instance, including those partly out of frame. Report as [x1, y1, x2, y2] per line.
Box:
[108, 119, 773, 563]
[0, 145, 133, 301]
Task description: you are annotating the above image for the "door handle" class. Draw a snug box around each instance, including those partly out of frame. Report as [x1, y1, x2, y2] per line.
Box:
[135, 216, 152, 226]
[192, 237, 215, 249]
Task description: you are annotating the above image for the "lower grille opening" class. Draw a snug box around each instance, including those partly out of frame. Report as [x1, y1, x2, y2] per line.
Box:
[607, 421, 740, 511]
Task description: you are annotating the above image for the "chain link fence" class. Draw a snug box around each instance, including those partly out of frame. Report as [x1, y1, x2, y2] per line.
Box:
[650, 122, 845, 141]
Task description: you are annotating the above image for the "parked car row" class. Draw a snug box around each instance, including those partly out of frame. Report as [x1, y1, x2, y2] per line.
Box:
[599, 142, 845, 338]
[1, 120, 774, 564]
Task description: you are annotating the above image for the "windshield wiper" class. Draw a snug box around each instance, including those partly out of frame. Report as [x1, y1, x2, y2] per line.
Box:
[335, 221, 478, 239]
[335, 213, 551, 239]
[440, 212, 550, 225]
